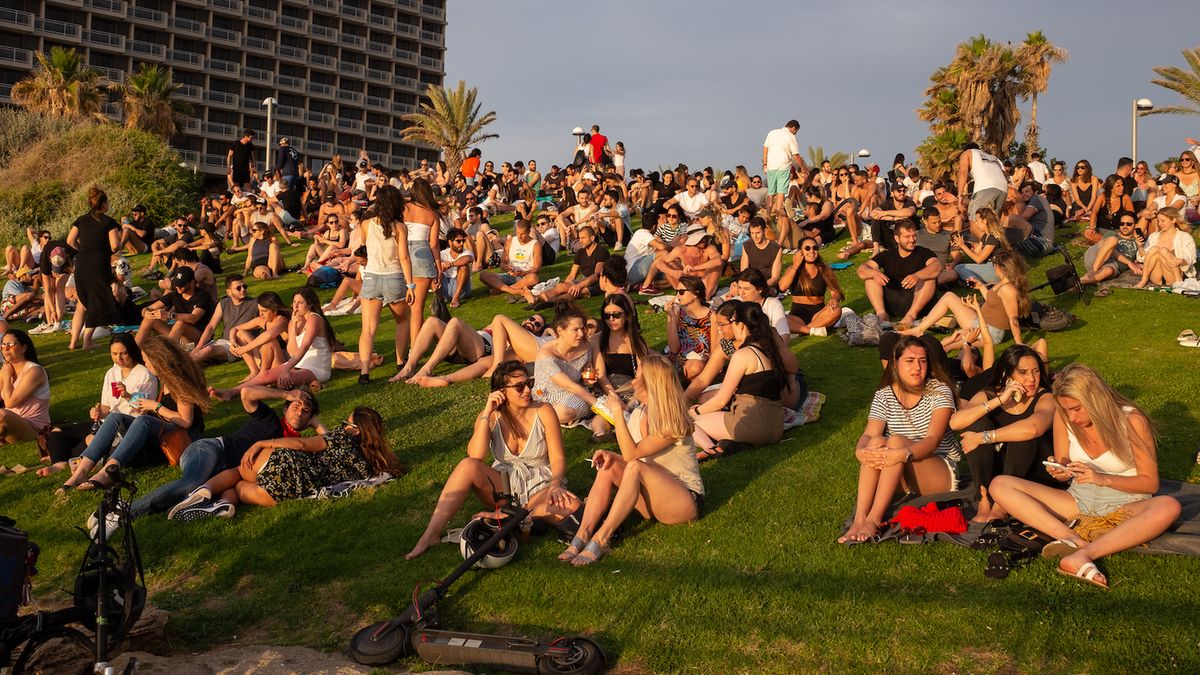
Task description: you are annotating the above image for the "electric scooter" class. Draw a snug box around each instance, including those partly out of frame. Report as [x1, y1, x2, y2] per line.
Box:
[349, 485, 606, 674]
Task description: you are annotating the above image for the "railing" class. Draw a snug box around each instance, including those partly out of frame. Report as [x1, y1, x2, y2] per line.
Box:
[204, 90, 239, 106]
[93, 65, 125, 84]
[391, 126, 406, 139]
[169, 16, 205, 34]
[338, 61, 365, 76]
[309, 52, 334, 67]
[240, 97, 261, 112]
[276, 104, 301, 120]
[308, 82, 334, 96]
[176, 84, 203, 101]
[311, 24, 337, 40]
[394, 0, 418, 9]
[392, 101, 415, 114]
[340, 32, 365, 48]
[420, 3, 444, 20]
[277, 74, 303, 88]
[36, 17, 82, 39]
[83, 30, 126, 50]
[336, 117, 362, 131]
[201, 154, 227, 168]
[0, 46, 32, 68]
[366, 68, 390, 83]
[364, 123, 388, 137]
[308, 141, 332, 156]
[0, 83, 10, 101]
[335, 146, 359, 158]
[368, 13, 394, 29]
[420, 30, 443, 45]
[84, 0, 127, 16]
[420, 56, 442, 70]
[312, 0, 336, 8]
[337, 89, 364, 104]
[394, 22, 417, 37]
[278, 14, 307, 31]
[394, 48, 417, 64]
[127, 4, 167, 24]
[367, 41, 391, 56]
[0, 7, 34, 29]
[244, 35, 275, 52]
[207, 0, 243, 13]
[245, 5, 275, 22]
[339, 5, 365, 19]
[244, 67, 273, 83]
[394, 75, 418, 90]
[202, 120, 237, 137]
[307, 111, 335, 125]
[177, 149, 200, 164]
[168, 49, 204, 66]
[208, 26, 241, 44]
[102, 101, 122, 118]
[365, 95, 389, 109]
[278, 44, 306, 60]
[130, 40, 166, 57]
[206, 58, 241, 75]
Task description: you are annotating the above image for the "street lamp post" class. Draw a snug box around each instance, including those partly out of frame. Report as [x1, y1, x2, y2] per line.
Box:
[263, 97, 278, 172]
[857, 148, 871, 169]
[1132, 98, 1153, 164]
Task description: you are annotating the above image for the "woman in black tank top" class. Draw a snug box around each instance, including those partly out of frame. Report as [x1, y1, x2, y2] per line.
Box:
[591, 295, 648, 420]
[1084, 174, 1135, 244]
[949, 346, 1057, 523]
[689, 301, 794, 459]
[778, 236, 844, 335]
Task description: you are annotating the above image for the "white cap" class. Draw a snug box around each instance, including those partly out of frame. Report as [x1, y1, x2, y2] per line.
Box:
[582, 172, 597, 181]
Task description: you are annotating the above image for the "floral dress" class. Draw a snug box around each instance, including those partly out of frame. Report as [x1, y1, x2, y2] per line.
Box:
[670, 310, 712, 368]
[255, 428, 372, 501]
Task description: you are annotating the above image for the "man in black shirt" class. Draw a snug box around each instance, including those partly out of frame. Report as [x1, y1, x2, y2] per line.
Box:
[135, 265, 215, 347]
[523, 225, 610, 308]
[868, 182, 917, 251]
[227, 128, 257, 189]
[275, 137, 303, 191]
[117, 203, 155, 255]
[857, 220, 941, 326]
[129, 386, 325, 519]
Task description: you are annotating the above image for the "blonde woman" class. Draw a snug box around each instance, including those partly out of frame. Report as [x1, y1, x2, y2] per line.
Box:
[1134, 207, 1196, 288]
[990, 364, 1181, 589]
[953, 207, 1008, 285]
[562, 355, 703, 566]
[905, 250, 1030, 350]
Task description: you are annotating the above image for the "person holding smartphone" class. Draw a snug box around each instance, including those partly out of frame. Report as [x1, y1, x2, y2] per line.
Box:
[405, 360, 581, 560]
[990, 364, 1181, 589]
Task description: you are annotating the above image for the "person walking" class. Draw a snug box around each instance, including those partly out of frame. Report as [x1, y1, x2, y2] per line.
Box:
[762, 120, 807, 238]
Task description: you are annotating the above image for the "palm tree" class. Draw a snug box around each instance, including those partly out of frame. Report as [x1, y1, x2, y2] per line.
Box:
[1144, 46, 1200, 117]
[400, 80, 498, 175]
[805, 146, 850, 168]
[1017, 31, 1068, 157]
[111, 63, 191, 140]
[10, 46, 107, 120]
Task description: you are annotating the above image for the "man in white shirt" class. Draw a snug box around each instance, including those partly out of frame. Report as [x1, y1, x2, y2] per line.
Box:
[662, 178, 710, 220]
[955, 142, 1008, 220]
[1027, 152, 1050, 185]
[762, 120, 806, 220]
[439, 227, 474, 307]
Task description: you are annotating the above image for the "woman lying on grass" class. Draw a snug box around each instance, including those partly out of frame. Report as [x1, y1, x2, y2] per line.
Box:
[406, 360, 581, 560]
[840, 335, 961, 544]
[168, 406, 402, 521]
[561, 355, 703, 566]
[990, 364, 1180, 590]
[405, 313, 552, 387]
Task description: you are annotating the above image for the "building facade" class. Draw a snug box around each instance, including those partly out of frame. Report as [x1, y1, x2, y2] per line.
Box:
[0, 0, 446, 176]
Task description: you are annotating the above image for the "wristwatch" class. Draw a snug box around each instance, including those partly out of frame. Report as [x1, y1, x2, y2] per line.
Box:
[903, 448, 913, 463]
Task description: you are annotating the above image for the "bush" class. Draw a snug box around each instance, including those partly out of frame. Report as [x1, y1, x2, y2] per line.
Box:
[0, 115, 201, 243]
[0, 109, 78, 168]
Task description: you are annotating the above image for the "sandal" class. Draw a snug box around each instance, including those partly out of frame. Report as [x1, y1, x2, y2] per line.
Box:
[1040, 539, 1079, 559]
[570, 540, 609, 567]
[1177, 329, 1198, 343]
[558, 536, 587, 562]
[1094, 287, 1112, 298]
[696, 446, 725, 463]
[75, 478, 108, 492]
[1057, 560, 1108, 590]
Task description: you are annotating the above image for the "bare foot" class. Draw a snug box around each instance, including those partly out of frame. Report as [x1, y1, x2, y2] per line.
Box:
[405, 535, 440, 560]
[412, 375, 449, 388]
[36, 462, 67, 478]
[850, 521, 879, 542]
[369, 353, 384, 368]
[211, 387, 236, 402]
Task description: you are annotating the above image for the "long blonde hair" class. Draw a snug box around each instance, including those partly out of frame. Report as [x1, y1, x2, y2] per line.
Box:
[1051, 364, 1152, 467]
[973, 208, 1011, 250]
[1157, 206, 1193, 234]
[639, 354, 692, 441]
[991, 250, 1031, 317]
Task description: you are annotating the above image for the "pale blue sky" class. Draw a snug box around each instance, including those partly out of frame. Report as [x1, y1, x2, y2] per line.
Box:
[444, 0, 1199, 173]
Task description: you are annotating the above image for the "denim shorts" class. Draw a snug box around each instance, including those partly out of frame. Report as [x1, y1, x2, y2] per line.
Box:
[361, 271, 407, 304]
[408, 240, 437, 279]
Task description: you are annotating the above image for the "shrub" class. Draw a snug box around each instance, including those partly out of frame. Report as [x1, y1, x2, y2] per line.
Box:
[0, 114, 201, 242]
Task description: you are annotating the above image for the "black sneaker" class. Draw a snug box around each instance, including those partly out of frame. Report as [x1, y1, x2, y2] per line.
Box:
[144, 269, 165, 281]
[171, 498, 235, 522]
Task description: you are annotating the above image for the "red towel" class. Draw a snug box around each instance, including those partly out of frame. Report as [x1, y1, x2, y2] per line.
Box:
[889, 502, 968, 534]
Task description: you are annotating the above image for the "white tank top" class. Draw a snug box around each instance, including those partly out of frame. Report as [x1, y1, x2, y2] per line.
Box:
[508, 236, 537, 272]
[405, 221, 431, 243]
[1065, 407, 1139, 477]
[363, 217, 403, 275]
[968, 149, 1008, 193]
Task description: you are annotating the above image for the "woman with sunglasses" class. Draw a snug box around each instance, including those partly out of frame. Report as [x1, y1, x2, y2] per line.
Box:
[227, 292, 290, 382]
[235, 219, 283, 279]
[779, 236, 844, 336]
[1084, 174, 1135, 244]
[589, 294, 648, 436]
[1068, 160, 1102, 222]
[1131, 160, 1156, 211]
[302, 213, 348, 273]
[406, 361, 580, 560]
[169, 406, 403, 521]
[664, 275, 717, 382]
[0, 330, 50, 448]
[689, 301, 789, 460]
[561, 354, 703, 566]
[1134, 207, 1197, 289]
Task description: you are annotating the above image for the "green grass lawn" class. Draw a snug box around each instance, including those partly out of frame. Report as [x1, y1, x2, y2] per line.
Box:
[2, 217, 1198, 673]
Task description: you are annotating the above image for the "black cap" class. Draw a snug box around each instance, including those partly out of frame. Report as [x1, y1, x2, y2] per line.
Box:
[131, 203, 147, 213]
[1158, 174, 1179, 185]
[169, 265, 195, 288]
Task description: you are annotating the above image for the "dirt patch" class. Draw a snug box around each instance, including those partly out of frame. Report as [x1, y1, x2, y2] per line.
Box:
[103, 645, 471, 674]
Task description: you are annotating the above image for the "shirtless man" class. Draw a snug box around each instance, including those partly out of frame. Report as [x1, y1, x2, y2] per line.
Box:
[837, 170, 880, 259]
[641, 228, 723, 299]
[554, 187, 600, 250]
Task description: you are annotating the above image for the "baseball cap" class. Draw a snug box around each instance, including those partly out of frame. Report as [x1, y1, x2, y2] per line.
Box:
[14, 266, 33, 279]
[684, 227, 708, 246]
[868, 164, 880, 173]
[581, 172, 597, 182]
[131, 203, 147, 214]
[278, 137, 289, 145]
[112, 258, 132, 279]
[169, 265, 195, 288]
[1157, 173, 1179, 185]
[49, 247, 69, 274]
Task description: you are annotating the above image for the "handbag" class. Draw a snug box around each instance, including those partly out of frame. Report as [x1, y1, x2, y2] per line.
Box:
[159, 427, 190, 466]
[430, 288, 452, 323]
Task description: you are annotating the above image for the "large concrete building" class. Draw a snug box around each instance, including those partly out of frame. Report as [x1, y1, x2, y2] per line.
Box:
[0, 0, 446, 176]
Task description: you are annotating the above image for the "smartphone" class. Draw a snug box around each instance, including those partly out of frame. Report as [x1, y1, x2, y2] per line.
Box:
[1042, 460, 1071, 471]
[1006, 379, 1023, 403]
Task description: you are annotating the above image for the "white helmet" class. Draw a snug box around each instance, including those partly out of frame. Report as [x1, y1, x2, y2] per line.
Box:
[459, 516, 519, 569]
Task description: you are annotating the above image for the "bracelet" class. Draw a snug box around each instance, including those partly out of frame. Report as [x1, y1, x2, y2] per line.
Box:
[982, 429, 994, 444]
[406, 283, 416, 289]
[155, 402, 164, 412]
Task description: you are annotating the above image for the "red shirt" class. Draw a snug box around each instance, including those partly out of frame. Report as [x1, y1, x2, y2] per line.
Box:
[461, 156, 480, 178]
[589, 134, 608, 163]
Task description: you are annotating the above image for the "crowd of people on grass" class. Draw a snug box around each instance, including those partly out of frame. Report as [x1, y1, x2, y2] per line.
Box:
[0, 120, 1196, 584]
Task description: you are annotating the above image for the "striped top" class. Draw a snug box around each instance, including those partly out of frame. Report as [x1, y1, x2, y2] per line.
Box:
[868, 380, 961, 462]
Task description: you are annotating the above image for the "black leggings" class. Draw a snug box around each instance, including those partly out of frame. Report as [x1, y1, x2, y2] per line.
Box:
[43, 421, 94, 463]
[965, 415, 1055, 491]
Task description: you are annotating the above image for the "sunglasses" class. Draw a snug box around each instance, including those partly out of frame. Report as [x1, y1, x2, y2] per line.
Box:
[505, 379, 535, 393]
[0, 342, 19, 349]
[801, 245, 818, 251]
[603, 311, 624, 320]
[666, 213, 681, 219]
[232, 284, 247, 291]
[1182, 158, 1194, 163]
[452, 238, 467, 243]
[1120, 220, 1136, 225]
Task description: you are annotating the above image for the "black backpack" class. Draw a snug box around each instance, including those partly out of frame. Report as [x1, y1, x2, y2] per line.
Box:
[0, 517, 38, 627]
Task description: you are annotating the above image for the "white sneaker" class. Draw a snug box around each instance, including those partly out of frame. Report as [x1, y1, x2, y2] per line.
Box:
[91, 326, 112, 340]
[86, 511, 122, 541]
[29, 322, 53, 335]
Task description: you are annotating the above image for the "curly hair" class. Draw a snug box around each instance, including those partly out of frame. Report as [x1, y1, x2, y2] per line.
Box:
[140, 335, 209, 412]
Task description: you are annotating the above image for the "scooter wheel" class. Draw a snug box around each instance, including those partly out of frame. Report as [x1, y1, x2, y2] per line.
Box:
[348, 620, 410, 665]
[536, 636, 606, 675]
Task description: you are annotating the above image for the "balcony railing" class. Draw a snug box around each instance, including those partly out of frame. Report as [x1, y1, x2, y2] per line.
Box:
[368, 13, 394, 29]
[168, 15, 205, 35]
[207, 0, 243, 13]
[0, 46, 33, 68]
[367, 41, 391, 56]
[364, 123, 387, 137]
[206, 57, 241, 76]
[312, 0, 336, 8]
[168, 49, 204, 66]
[278, 44, 306, 61]
[308, 141, 333, 156]
[180, 117, 201, 133]
[307, 111, 335, 125]
[420, 30, 443, 45]
[309, 52, 334, 67]
[394, 48, 417, 64]
[83, 29, 126, 50]
[240, 97, 261, 112]
[208, 26, 241, 44]
[340, 5, 365, 19]
[365, 95, 389, 109]
[127, 4, 167, 24]
[278, 14, 307, 31]
[93, 65, 125, 84]
[245, 5, 275, 22]
[202, 120, 237, 137]
[337, 89, 364, 104]
[420, 3, 444, 20]
[36, 17, 82, 40]
[394, 75, 418, 90]
[336, 117, 362, 131]
[338, 61, 365, 76]
[311, 24, 338, 40]
[244, 67, 274, 83]
[177, 149, 200, 165]
[340, 32, 366, 48]
[244, 35, 275, 52]
[84, 0, 127, 17]
[276, 104, 302, 120]
[419, 56, 442, 70]
[130, 39, 166, 57]
[395, 0, 418, 10]
[176, 84, 203, 101]
[201, 153, 227, 168]
[204, 90, 239, 106]
[308, 82, 334, 96]
[0, 8, 34, 30]
[395, 22, 417, 37]
[366, 68, 390, 83]
[277, 74, 304, 88]
[392, 101, 415, 114]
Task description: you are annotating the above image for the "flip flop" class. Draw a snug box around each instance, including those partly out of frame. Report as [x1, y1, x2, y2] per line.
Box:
[1177, 329, 1197, 342]
[696, 446, 725, 463]
[1041, 539, 1080, 559]
[75, 479, 107, 492]
[1057, 561, 1108, 590]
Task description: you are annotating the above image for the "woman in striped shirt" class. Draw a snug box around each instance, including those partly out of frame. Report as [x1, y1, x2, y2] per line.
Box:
[839, 335, 962, 544]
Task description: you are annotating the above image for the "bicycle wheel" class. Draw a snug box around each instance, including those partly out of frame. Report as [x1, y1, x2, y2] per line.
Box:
[12, 626, 94, 675]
